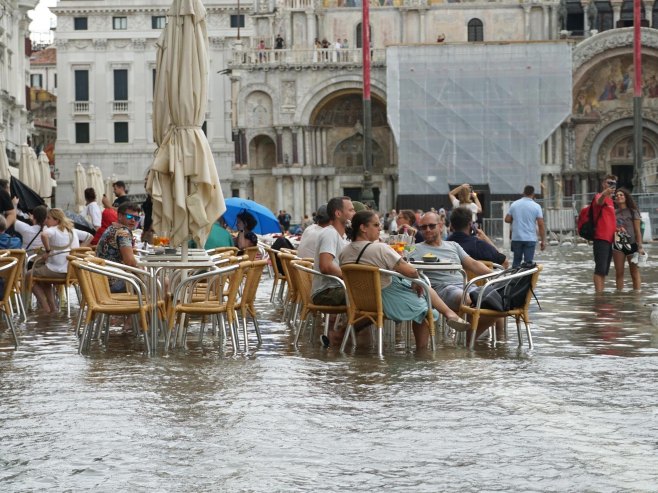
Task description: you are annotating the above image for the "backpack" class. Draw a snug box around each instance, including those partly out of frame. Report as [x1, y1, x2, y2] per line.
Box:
[470, 263, 540, 311]
[577, 197, 602, 241]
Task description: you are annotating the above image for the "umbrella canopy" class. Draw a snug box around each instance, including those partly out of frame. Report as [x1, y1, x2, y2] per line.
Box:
[0, 132, 12, 182]
[10, 176, 46, 212]
[64, 210, 95, 234]
[19, 145, 40, 195]
[223, 197, 281, 235]
[147, 0, 225, 248]
[104, 174, 116, 204]
[74, 163, 87, 213]
[37, 151, 52, 201]
[86, 166, 104, 210]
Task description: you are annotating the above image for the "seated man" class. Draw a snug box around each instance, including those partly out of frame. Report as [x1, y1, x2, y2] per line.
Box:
[410, 211, 500, 341]
[95, 202, 141, 292]
[0, 214, 22, 249]
[447, 206, 509, 268]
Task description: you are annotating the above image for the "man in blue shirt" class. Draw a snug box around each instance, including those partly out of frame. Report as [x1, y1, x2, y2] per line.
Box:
[0, 214, 21, 249]
[447, 206, 508, 268]
[504, 185, 545, 267]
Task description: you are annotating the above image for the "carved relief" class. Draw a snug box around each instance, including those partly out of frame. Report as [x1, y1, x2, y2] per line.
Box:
[281, 81, 296, 107]
[132, 38, 146, 51]
[246, 91, 274, 127]
[573, 28, 658, 72]
[73, 40, 90, 50]
[93, 39, 108, 51]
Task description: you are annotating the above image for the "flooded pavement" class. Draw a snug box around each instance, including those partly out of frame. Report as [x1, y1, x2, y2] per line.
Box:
[1, 245, 658, 491]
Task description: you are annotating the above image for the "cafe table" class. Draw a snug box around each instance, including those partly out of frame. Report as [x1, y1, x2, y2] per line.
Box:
[137, 249, 216, 355]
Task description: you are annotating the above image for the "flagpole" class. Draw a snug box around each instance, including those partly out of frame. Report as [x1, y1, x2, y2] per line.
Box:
[633, 0, 642, 190]
[361, 0, 375, 208]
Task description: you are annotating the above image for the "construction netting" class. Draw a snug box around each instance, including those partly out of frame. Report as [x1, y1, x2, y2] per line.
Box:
[387, 42, 573, 195]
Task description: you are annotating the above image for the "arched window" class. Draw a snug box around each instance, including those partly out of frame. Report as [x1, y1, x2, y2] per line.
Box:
[467, 19, 483, 42]
[620, 0, 646, 27]
[356, 23, 373, 49]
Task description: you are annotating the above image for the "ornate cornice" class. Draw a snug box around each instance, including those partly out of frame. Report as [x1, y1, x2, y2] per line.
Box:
[51, 6, 253, 15]
[573, 27, 658, 72]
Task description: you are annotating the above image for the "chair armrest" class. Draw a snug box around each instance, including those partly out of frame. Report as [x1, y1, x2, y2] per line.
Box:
[463, 267, 539, 309]
[294, 263, 346, 292]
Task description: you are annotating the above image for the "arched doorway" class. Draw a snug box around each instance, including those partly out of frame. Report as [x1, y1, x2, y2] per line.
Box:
[249, 134, 276, 169]
[249, 134, 278, 212]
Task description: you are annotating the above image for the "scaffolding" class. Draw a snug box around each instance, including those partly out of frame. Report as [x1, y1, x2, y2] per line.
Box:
[387, 42, 573, 196]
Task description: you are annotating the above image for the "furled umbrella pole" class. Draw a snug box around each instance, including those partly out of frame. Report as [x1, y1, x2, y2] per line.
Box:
[37, 151, 52, 203]
[74, 163, 87, 213]
[19, 145, 40, 197]
[147, 0, 225, 248]
[0, 132, 12, 181]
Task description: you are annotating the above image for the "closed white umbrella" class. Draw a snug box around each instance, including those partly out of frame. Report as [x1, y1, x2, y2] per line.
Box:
[90, 166, 105, 210]
[37, 151, 52, 203]
[0, 132, 12, 182]
[105, 174, 117, 204]
[74, 163, 87, 213]
[148, 0, 225, 248]
[19, 145, 40, 194]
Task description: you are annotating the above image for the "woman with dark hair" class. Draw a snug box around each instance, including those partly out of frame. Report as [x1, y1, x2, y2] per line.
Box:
[339, 210, 468, 351]
[82, 187, 101, 229]
[14, 205, 48, 254]
[613, 188, 644, 290]
[396, 209, 423, 243]
[235, 210, 258, 250]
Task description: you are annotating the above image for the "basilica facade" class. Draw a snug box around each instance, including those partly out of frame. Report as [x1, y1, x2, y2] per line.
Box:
[50, 0, 658, 222]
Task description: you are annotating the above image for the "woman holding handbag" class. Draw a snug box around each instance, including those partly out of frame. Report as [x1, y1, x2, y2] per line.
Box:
[613, 188, 644, 291]
[26, 208, 80, 313]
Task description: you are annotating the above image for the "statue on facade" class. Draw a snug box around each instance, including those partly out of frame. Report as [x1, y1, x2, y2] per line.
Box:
[558, 0, 568, 31]
[587, 1, 598, 31]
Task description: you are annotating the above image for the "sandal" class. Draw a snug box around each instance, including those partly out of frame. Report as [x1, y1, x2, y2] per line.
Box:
[447, 317, 470, 332]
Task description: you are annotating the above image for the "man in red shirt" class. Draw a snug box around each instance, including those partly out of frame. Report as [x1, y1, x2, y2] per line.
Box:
[592, 174, 618, 293]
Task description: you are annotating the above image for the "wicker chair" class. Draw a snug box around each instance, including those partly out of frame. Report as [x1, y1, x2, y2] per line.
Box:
[459, 264, 543, 349]
[291, 260, 348, 348]
[234, 259, 268, 351]
[0, 257, 20, 349]
[263, 246, 287, 303]
[340, 264, 436, 355]
[6, 249, 27, 321]
[277, 252, 302, 326]
[168, 261, 247, 354]
[73, 259, 152, 354]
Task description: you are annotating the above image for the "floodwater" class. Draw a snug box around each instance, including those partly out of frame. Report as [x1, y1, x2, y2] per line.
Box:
[1, 245, 658, 491]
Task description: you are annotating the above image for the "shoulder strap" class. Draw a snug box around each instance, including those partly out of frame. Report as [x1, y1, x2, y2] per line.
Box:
[25, 224, 44, 251]
[355, 242, 373, 264]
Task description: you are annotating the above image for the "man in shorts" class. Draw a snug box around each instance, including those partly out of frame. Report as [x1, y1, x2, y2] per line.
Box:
[410, 211, 500, 342]
[96, 202, 141, 292]
[590, 174, 618, 293]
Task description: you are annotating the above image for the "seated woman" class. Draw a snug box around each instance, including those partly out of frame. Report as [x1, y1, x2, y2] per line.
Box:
[14, 205, 48, 255]
[339, 210, 468, 351]
[235, 210, 258, 252]
[396, 209, 423, 243]
[26, 208, 80, 313]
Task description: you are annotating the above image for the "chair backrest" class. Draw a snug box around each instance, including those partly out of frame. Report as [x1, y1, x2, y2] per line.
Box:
[520, 264, 543, 310]
[207, 246, 239, 256]
[243, 246, 260, 261]
[466, 260, 494, 287]
[71, 260, 99, 310]
[340, 263, 384, 327]
[6, 249, 26, 288]
[264, 246, 284, 279]
[239, 259, 267, 309]
[277, 252, 299, 299]
[0, 257, 18, 305]
[291, 260, 313, 306]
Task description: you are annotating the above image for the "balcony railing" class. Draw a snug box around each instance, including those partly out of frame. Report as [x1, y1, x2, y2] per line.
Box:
[281, 0, 314, 8]
[73, 101, 91, 114]
[112, 101, 129, 114]
[230, 48, 386, 67]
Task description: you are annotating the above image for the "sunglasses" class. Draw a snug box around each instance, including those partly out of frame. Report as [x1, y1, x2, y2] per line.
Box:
[124, 213, 141, 221]
[607, 181, 617, 186]
[419, 223, 439, 230]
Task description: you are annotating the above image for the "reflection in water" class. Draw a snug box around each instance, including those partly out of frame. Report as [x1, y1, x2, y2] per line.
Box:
[1, 245, 658, 490]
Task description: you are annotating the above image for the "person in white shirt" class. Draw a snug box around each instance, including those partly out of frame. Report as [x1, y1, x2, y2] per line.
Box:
[296, 204, 330, 259]
[14, 205, 48, 254]
[83, 188, 102, 229]
[26, 208, 80, 313]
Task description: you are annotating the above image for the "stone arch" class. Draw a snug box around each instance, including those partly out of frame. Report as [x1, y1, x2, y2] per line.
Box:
[245, 91, 274, 128]
[248, 134, 277, 169]
[237, 83, 279, 128]
[294, 75, 386, 124]
[333, 133, 385, 172]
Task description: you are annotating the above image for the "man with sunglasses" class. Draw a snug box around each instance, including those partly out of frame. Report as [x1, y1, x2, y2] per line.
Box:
[410, 212, 499, 341]
[590, 174, 618, 293]
[96, 202, 142, 292]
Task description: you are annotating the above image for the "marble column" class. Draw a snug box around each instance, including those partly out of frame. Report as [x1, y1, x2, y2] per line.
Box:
[543, 6, 550, 39]
[315, 128, 322, 165]
[291, 127, 299, 165]
[240, 131, 248, 166]
[419, 11, 426, 41]
[233, 130, 241, 164]
[239, 180, 248, 198]
[293, 176, 303, 222]
[304, 176, 312, 214]
[613, 2, 621, 27]
[583, 2, 590, 33]
[524, 6, 531, 41]
[276, 177, 284, 210]
[547, 132, 554, 165]
[304, 127, 314, 166]
[306, 11, 316, 45]
[275, 127, 284, 164]
[322, 128, 328, 164]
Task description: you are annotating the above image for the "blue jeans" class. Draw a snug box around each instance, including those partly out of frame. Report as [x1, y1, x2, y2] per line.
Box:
[511, 241, 537, 267]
